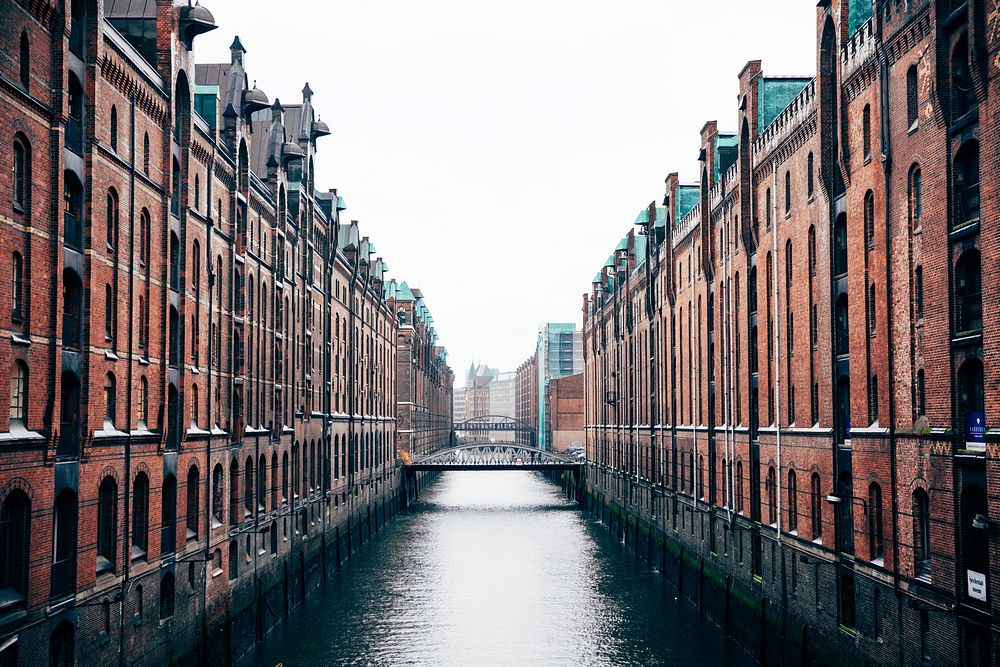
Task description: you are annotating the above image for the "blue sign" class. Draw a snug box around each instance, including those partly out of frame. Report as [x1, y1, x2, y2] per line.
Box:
[966, 412, 986, 451]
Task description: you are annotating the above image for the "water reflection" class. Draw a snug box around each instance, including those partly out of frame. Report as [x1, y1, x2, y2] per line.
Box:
[253, 471, 752, 666]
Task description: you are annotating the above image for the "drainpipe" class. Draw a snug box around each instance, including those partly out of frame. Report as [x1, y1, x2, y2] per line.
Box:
[690, 255, 697, 504]
[201, 135, 216, 662]
[877, 1, 902, 603]
[772, 167, 782, 540]
[118, 90, 137, 667]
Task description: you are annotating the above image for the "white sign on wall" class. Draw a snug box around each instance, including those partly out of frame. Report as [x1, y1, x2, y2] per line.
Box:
[967, 569, 987, 602]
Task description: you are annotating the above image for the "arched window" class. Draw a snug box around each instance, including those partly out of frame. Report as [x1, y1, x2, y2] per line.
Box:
[257, 454, 266, 511]
[957, 358, 985, 442]
[161, 474, 176, 554]
[109, 105, 118, 152]
[916, 369, 926, 417]
[811, 472, 822, 540]
[186, 466, 199, 540]
[765, 187, 772, 227]
[271, 452, 278, 509]
[833, 213, 847, 275]
[143, 132, 150, 175]
[784, 170, 791, 215]
[212, 463, 223, 525]
[190, 384, 199, 427]
[808, 225, 816, 276]
[194, 174, 200, 211]
[106, 190, 118, 250]
[784, 240, 792, 289]
[18, 31, 29, 90]
[835, 294, 849, 356]
[101, 373, 116, 428]
[52, 490, 77, 597]
[788, 469, 798, 532]
[954, 140, 980, 228]
[136, 376, 147, 427]
[12, 137, 29, 213]
[282, 451, 289, 502]
[913, 488, 931, 578]
[907, 64, 918, 128]
[909, 165, 922, 227]
[914, 265, 924, 320]
[862, 104, 871, 158]
[766, 466, 777, 525]
[868, 482, 884, 561]
[864, 190, 875, 248]
[244, 456, 254, 515]
[159, 572, 175, 620]
[9, 360, 27, 426]
[132, 472, 148, 557]
[870, 374, 879, 424]
[11, 252, 24, 322]
[954, 249, 982, 334]
[171, 159, 181, 217]
[104, 284, 114, 342]
[0, 489, 31, 599]
[97, 477, 117, 573]
[48, 620, 74, 667]
[807, 152, 814, 198]
[868, 283, 877, 336]
[952, 33, 974, 119]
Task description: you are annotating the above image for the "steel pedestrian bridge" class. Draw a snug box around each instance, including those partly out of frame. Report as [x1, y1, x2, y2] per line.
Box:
[405, 443, 581, 471]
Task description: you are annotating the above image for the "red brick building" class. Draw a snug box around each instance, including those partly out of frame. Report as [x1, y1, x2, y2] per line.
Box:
[0, 2, 432, 664]
[584, 1, 1000, 664]
[548, 372, 583, 453]
[515, 353, 537, 446]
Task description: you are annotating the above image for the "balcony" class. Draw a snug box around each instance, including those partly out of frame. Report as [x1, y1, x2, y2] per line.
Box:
[65, 119, 83, 156]
[63, 212, 82, 250]
[61, 312, 80, 351]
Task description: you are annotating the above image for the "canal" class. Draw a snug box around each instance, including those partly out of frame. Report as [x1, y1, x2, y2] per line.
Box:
[251, 471, 754, 666]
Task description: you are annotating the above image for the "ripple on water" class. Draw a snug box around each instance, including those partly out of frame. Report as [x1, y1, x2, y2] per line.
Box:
[251, 471, 753, 667]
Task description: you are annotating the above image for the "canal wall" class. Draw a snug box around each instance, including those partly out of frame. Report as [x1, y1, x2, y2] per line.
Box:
[583, 471, 925, 667]
[156, 469, 439, 667]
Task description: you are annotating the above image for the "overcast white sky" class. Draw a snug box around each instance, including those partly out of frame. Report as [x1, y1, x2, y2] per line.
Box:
[196, 0, 817, 383]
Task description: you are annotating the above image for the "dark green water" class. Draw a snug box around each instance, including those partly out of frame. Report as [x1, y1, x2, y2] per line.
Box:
[251, 471, 753, 666]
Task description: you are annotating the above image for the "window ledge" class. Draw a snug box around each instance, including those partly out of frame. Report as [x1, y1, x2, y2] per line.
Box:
[0, 425, 44, 443]
[10, 333, 29, 347]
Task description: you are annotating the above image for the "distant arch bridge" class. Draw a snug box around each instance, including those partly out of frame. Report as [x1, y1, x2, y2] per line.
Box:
[406, 443, 581, 471]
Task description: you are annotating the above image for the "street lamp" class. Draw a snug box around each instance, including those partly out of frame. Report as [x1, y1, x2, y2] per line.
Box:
[972, 513, 996, 530]
[825, 493, 868, 514]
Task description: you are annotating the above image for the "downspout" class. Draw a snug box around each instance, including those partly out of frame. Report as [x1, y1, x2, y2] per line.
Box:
[772, 167, 782, 540]
[690, 255, 697, 503]
[877, 4, 901, 599]
[201, 136, 216, 660]
[118, 90, 138, 667]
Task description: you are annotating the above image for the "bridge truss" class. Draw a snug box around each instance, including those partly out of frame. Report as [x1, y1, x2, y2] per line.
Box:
[407, 443, 580, 471]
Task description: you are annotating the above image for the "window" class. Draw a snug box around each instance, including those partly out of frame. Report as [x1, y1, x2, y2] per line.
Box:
[868, 482, 884, 561]
[194, 174, 200, 211]
[910, 166, 922, 227]
[159, 572, 174, 620]
[868, 283, 877, 336]
[907, 65, 918, 128]
[104, 284, 113, 340]
[784, 170, 791, 215]
[765, 188, 772, 228]
[862, 104, 871, 158]
[835, 295, 849, 356]
[143, 133, 150, 176]
[136, 376, 147, 426]
[864, 190, 875, 248]
[109, 106, 118, 152]
[807, 152, 814, 198]
[12, 138, 29, 213]
[228, 539, 238, 580]
[103, 373, 116, 426]
[915, 266, 923, 319]
[11, 252, 23, 322]
[161, 475, 176, 555]
[229, 460, 239, 527]
[954, 250, 982, 334]
[282, 451, 289, 502]
[952, 33, 974, 120]
[811, 304, 818, 349]
[48, 620, 74, 667]
[870, 375, 879, 424]
[52, 491, 77, 598]
[18, 31, 29, 90]
[97, 477, 117, 573]
[106, 190, 118, 250]
[190, 384, 198, 427]
[132, 472, 148, 558]
[9, 361, 26, 425]
[833, 214, 847, 275]
[0, 489, 31, 600]
[139, 209, 150, 267]
[916, 369, 926, 417]
[788, 469, 798, 532]
[766, 466, 777, 525]
[913, 488, 931, 578]
[811, 472, 822, 540]
[186, 466, 199, 540]
[839, 572, 856, 629]
[212, 464, 223, 526]
[953, 140, 980, 226]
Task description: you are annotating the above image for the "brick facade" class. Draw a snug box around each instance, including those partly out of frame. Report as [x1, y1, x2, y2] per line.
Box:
[584, 1, 1000, 664]
[0, 2, 448, 665]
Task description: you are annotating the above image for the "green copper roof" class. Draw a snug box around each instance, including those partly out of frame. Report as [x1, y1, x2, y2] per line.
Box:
[758, 78, 811, 134]
[675, 185, 699, 224]
[849, 0, 873, 35]
[395, 281, 415, 302]
[714, 133, 738, 182]
[592, 270, 603, 284]
[336, 196, 346, 211]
